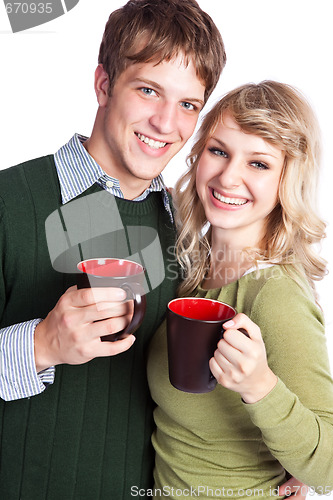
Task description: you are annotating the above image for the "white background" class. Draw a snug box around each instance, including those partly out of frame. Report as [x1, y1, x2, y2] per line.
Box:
[0, 1, 332, 495]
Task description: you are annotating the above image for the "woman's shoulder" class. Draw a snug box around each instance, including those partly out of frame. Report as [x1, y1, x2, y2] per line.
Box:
[238, 263, 323, 319]
[241, 263, 311, 297]
[194, 263, 321, 322]
[242, 264, 324, 326]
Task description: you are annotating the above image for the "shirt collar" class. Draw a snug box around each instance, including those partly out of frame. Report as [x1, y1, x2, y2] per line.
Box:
[54, 133, 105, 204]
[54, 134, 173, 221]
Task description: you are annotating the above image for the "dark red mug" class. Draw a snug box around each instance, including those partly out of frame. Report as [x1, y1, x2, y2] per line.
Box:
[77, 258, 146, 342]
[167, 297, 236, 393]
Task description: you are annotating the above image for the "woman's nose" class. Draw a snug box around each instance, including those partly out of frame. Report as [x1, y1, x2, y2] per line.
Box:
[217, 159, 242, 189]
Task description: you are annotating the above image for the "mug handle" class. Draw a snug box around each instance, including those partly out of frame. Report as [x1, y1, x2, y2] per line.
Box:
[208, 325, 249, 387]
[102, 282, 147, 342]
[220, 326, 250, 339]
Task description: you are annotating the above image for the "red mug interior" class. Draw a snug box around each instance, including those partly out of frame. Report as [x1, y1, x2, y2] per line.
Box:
[77, 258, 143, 277]
[168, 297, 235, 322]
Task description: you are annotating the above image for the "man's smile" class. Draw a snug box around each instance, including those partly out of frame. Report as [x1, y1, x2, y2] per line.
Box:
[135, 132, 168, 150]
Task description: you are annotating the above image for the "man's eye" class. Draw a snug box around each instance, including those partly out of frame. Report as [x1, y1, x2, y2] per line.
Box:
[141, 87, 157, 96]
[181, 102, 195, 111]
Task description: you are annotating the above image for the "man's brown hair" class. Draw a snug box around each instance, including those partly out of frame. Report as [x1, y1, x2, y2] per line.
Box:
[98, 0, 226, 103]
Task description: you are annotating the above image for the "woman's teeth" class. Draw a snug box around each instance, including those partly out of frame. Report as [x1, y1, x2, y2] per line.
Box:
[213, 190, 248, 206]
[137, 133, 167, 150]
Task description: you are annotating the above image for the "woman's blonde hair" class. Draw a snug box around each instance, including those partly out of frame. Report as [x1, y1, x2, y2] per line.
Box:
[174, 80, 327, 297]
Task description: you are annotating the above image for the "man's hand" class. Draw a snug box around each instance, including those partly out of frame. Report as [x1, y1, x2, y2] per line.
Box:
[279, 476, 308, 499]
[34, 285, 135, 372]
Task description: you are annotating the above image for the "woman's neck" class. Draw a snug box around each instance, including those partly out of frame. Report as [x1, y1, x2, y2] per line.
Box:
[201, 230, 258, 289]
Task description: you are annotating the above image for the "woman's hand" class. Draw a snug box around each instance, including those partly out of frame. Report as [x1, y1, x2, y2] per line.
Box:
[279, 475, 309, 499]
[209, 313, 278, 403]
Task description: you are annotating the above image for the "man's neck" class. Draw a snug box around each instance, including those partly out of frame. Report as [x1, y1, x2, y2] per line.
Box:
[82, 137, 152, 200]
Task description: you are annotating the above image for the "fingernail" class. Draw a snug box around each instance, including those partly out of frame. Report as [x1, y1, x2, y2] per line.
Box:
[223, 320, 234, 328]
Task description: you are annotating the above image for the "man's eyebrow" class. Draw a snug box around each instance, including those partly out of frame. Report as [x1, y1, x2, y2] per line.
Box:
[133, 77, 164, 91]
[132, 78, 205, 106]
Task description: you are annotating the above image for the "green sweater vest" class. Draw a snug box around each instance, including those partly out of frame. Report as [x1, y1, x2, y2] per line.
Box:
[0, 155, 178, 499]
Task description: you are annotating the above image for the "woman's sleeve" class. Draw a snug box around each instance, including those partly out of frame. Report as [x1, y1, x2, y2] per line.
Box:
[243, 273, 333, 491]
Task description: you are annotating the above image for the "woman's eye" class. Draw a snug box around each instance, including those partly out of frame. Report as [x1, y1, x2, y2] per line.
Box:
[251, 161, 269, 170]
[208, 147, 228, 158]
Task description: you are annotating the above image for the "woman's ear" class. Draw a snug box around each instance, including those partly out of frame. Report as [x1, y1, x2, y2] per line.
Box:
[94, 64, 110, 107]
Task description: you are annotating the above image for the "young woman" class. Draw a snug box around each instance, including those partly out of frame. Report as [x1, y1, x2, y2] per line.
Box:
[147, 81, 333, 498]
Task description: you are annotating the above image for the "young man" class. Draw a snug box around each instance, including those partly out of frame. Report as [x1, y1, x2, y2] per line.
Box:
[0, 1, 225, 498]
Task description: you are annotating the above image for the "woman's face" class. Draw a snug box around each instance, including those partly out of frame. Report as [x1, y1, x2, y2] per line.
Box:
[196, 113, 285, 245]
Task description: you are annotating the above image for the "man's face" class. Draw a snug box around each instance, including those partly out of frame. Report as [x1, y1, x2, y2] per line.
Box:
[94, 56, 206, 199]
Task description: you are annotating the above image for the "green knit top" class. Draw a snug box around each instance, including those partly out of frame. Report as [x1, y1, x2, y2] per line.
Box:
[147, 266, 333, 499]
[0, 155, 178, 499]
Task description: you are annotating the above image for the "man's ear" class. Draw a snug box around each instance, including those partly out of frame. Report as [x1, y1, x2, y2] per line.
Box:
[94, 64, 110, 107]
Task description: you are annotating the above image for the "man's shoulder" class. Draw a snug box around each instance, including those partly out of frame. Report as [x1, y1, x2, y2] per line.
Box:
[0, 155, 57, 197]
[0, 154, 55, 181]
[0, 155, 61, 217]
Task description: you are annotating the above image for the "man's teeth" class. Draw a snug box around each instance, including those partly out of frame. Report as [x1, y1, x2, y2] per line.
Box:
[137, 133, 167, 150]
[213, 190, 248, 206]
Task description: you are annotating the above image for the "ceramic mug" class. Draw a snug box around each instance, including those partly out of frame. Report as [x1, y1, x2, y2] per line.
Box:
[77, 258, 146, 341]
[167, 297, 236, 393]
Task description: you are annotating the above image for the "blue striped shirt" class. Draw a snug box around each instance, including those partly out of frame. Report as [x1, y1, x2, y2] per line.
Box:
[0, 134, 173, 401]
[55, 134, 173, 217]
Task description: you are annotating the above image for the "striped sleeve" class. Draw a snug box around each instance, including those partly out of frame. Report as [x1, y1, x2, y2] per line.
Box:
[0, 319, 55, 401]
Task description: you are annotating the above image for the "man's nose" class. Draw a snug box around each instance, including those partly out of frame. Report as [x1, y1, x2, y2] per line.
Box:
[149, 102, 177, 135]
